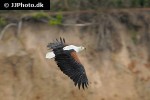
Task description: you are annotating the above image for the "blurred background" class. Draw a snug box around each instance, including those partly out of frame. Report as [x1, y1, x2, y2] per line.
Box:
[0, 0, 150, 100]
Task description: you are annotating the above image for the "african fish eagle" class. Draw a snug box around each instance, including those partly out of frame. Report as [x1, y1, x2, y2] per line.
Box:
[45, 37, 89, 89]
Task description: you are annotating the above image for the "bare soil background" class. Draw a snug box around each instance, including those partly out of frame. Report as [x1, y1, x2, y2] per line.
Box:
[0, 10, 150, 100]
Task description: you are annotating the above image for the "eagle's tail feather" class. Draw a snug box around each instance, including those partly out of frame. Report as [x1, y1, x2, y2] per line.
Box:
[47, 37, 66, 50]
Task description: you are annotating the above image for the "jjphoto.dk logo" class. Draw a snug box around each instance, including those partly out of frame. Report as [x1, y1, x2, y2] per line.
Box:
[1, 0, 50, 10]
[4, 2, 44, 8]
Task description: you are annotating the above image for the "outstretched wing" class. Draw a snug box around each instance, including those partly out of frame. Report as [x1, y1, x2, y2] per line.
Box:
[55, 50, 89, 89]
[47, 37, 67, 50]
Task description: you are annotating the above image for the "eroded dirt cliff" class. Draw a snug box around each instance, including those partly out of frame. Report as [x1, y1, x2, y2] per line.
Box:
[0, 10, 150, 100]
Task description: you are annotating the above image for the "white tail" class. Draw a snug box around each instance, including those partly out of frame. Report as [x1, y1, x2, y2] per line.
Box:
[45, 51, 55, 59]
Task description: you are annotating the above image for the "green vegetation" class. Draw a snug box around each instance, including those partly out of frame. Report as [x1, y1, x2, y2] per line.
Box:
[49, 13, 63, 25]
[130, 30, 139, 44]
[0, 17, 6, 26]
[32, 12, 49, 19]
[31, 12, 63, 25]
[131, 0, 150, 7]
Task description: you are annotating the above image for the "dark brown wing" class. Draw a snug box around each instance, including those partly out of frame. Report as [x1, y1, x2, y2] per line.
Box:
[54, 50, 89, 89]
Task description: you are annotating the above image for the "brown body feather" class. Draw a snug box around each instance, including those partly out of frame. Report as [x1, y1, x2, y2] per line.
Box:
[70, 51, 81, 64]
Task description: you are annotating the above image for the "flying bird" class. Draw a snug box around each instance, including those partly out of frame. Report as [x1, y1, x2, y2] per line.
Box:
[46, 37, 89, 89]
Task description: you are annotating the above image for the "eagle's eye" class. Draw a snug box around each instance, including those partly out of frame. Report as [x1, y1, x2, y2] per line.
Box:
[80, 46, 85, 50]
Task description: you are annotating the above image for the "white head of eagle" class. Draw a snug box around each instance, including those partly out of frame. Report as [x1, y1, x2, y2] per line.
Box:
[46, 37, 88, 89]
